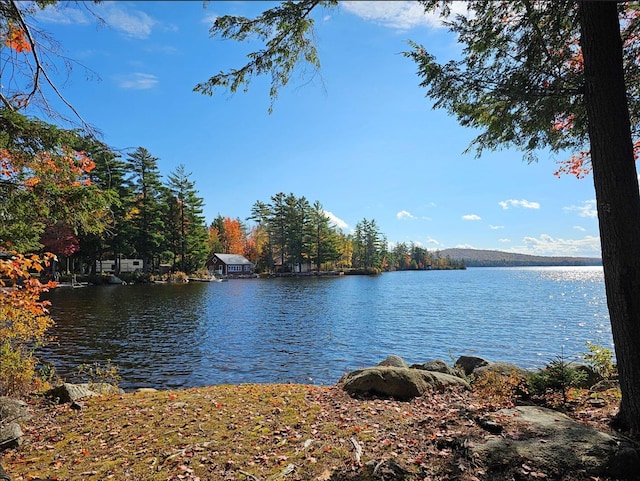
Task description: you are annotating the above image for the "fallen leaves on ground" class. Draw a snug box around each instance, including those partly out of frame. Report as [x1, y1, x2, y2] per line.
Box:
[0, 384, 624, 481]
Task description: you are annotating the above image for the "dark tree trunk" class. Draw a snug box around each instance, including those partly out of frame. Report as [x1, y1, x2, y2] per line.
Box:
[579, 1, 640, 435]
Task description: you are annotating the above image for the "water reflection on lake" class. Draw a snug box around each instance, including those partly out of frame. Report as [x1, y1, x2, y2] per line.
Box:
[41, 267, 611, 390]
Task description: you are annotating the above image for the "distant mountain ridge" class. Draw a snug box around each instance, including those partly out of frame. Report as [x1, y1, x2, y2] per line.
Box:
[438, 248, 602, 267]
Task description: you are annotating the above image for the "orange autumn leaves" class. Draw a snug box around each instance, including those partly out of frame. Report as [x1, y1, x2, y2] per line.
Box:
[0, 147, 96, 188]
[208, 218, 263, 263]
[0, 252, 56, 345]
[0, 251, 56, 396]
[4, 23, 31, 53]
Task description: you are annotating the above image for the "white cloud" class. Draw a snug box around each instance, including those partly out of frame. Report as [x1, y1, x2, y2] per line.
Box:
[40, 3, 160, 38]
[499, 238, 511, 243]
[426, 237, 440, 245]
[489, 225, 504, 230]
[396, 210, 416, 220]
[564, 199, 598, 218]
[117, 73, 159, 89]
[516, 234, 601, 257]
[455, 243, 476, 249]
[573, 225, 586, 232]
[462, 214, 482, 221]
[37, 6, 92, 25]
[341, 1, 469, 30]
[499, 199, 540, 210]
[97, 3, 158, 39]
[324, 210, 348, 230]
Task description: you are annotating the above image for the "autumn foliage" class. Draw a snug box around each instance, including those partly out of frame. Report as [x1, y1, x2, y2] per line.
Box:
[552, 7, 640, 178]
[221, 217, 244, 254]
[4, 23, 31, 53]
[0, 251, 57, 396]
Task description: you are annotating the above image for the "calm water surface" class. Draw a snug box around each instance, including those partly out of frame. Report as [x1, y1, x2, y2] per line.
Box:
[41, 266, 611, 390]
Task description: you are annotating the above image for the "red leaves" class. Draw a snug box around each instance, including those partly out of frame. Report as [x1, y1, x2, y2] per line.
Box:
[554, 151, 592, 179]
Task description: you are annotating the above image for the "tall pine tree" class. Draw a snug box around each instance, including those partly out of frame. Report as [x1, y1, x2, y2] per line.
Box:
[125, 147, 165, 273]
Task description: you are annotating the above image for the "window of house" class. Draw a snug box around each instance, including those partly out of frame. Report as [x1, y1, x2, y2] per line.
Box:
[228, 265, 241, 272]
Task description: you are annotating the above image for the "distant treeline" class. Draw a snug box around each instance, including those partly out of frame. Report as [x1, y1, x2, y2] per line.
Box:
[438, 248, 602, 268]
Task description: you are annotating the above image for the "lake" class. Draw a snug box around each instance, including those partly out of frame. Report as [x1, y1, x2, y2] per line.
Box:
[41, 266, 612, 391]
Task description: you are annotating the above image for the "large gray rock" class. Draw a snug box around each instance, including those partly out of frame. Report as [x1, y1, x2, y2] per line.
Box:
[454, 355, 490, 376]
[0, 397, 30, 451]
[0, 422, 23, 450]
[341, 366, 469, 400]
[377, 355, 409, 369]
[45, 382, 123, 404]
[473, 405, 640, 479]
[411, 359, 463, 378]
[0, 397, 30, 424]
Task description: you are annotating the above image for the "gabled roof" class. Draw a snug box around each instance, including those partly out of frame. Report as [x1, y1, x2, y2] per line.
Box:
[212, 253, 253, 265]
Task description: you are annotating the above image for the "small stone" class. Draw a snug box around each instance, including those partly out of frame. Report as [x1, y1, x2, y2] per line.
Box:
[587, 398, 607, 408]
[476, 417, 503, 434]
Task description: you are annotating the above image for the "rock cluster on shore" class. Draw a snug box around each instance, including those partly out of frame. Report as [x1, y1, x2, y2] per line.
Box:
[339, 354, 639, 479]
[2, 354, 639, 480]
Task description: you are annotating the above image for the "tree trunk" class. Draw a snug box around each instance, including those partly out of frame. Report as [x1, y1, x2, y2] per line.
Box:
[579, 1, 640, 435]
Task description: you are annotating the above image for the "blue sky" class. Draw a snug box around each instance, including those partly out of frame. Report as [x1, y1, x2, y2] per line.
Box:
[30, 1, 602, 257]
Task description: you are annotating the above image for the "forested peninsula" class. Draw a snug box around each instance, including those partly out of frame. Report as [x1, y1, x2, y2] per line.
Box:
[440, 248, 602, 268]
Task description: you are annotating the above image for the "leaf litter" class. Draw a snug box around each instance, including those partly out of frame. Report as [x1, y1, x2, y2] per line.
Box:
[0, 383, 624, 480]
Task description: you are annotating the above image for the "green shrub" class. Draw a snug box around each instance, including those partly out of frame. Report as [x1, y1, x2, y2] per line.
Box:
[74, 359, 121, 389]
[583, 342, 616, 379]
[528, 356, 587, 404]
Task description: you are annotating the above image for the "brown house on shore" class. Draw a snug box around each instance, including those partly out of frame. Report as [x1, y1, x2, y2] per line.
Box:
[206, 253, 254, 277]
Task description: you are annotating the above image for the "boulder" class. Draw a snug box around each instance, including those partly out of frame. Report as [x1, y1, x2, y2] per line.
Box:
[0, 397, 30, 424]
[411, 359, 462, 378]
[454, 355, 490, 376]
[341, 366, 469, 400]
[473, 405, 640, 479]
[377, 355, 409, 369]
[0, 397, 30, 452]
[0, 422, 23, 450]
[45, 382, 123, 404]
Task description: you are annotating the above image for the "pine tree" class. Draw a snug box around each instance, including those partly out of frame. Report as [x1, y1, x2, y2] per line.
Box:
[165, 164, 208, 273]
[124, 147, 165, 273]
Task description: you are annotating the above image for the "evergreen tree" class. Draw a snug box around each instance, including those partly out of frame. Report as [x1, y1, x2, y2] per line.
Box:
[308, 201, 340, 271]
[352, 218, 384, 270]
[124, 147, 165, 273]
[76, 138, 131, 274]
[285, 194, 310, 272]
[165, 164, 208, 273]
